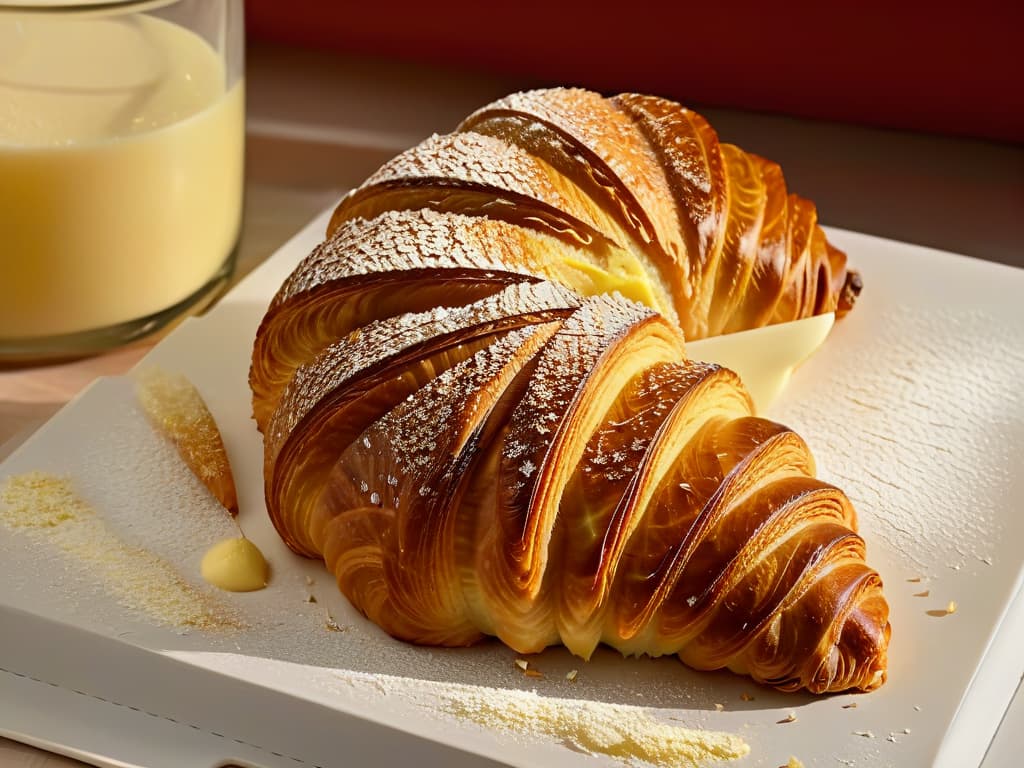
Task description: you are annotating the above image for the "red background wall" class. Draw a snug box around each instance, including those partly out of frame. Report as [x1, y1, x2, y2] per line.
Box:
[247, 1, 1023, 144]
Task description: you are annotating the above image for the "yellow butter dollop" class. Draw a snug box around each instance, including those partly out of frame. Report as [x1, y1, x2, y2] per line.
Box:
[201, 537, 269, 592]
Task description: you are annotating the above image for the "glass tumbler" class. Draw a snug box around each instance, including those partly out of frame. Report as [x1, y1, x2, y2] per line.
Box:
[0, 0, 245, 361]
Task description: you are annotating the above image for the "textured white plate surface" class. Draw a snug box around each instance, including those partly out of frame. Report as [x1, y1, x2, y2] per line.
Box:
[1, 208, 1023, 768]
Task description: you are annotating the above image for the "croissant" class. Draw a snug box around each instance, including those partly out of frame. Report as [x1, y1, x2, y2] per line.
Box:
[252, 89, 888, 694]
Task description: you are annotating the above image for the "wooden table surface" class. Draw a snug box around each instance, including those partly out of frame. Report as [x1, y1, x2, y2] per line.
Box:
[2, 42, 1022, 768]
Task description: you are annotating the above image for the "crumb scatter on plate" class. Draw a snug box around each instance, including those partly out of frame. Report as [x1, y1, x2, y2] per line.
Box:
[437, 682, 749, 766]
[0, 471, 240, 629]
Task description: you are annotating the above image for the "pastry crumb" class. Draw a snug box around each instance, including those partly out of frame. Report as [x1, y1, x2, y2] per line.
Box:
[777, 713, 797, 724]
[853, 730, 874, 738]
[325, 616, 347, 632]
[514, 658, 529, 672]
[565, 669, 578, 682]
[927, 602, 957, 617]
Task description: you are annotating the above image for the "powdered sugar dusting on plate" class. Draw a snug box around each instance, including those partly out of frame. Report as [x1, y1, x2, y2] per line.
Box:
[769, 305, 1024, 569]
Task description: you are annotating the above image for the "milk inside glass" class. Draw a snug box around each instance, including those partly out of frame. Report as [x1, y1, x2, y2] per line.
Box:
[0, 10, 244, 347]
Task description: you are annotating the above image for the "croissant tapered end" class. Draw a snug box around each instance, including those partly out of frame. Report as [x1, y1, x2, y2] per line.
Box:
[830, 594, 890, 693]
[253, 87, 888, 695]
[741, 565, 890, 694]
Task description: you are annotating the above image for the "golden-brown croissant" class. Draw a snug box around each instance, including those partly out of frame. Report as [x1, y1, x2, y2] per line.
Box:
[251, 89, 887, 693]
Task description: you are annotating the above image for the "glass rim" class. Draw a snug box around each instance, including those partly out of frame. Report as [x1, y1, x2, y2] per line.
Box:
[0, 0, 179, 14]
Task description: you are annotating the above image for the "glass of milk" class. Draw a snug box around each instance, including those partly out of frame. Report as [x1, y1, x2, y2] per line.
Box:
[0, 0, 245, 361]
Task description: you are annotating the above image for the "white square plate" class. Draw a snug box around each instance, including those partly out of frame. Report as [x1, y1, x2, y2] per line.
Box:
[2, 208, 1022, 768]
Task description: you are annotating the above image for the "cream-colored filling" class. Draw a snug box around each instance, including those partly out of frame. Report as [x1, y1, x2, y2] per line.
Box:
[687, 313, 835, 413]
[558, 250, 667, 317]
